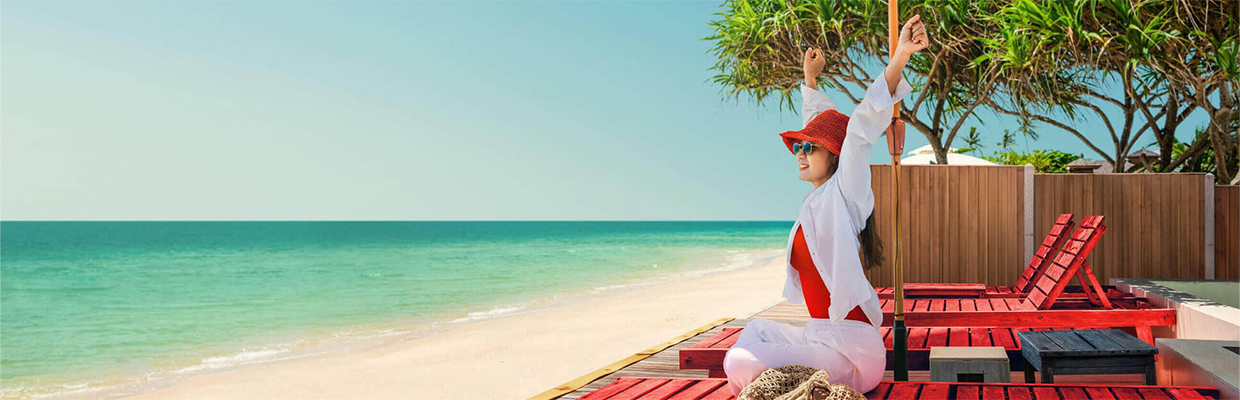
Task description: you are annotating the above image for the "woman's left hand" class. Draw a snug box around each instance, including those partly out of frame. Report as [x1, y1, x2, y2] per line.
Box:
[897, 15, 930, 57]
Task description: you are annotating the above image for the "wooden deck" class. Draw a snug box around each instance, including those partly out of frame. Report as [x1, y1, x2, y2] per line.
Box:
[551, 301, 1146, 400]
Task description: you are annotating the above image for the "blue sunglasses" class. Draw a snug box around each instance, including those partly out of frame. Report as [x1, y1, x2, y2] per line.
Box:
[793, 141, 818, 156]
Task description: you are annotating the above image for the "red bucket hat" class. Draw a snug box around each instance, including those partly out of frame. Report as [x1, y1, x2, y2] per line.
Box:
[779, 109, 850, 156]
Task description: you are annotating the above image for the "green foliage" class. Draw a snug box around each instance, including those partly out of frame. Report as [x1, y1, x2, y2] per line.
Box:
[984, 150, 1079, 173]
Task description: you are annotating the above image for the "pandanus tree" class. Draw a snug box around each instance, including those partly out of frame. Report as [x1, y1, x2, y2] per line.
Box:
[706, 0, 1005, 165]
[982, 0, 1238, 180]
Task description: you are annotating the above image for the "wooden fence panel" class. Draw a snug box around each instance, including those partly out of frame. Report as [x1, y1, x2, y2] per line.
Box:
[1033, 173, 1210, 284]
[865, 165, 1028, 287]
[1216, 185, 1239, 280]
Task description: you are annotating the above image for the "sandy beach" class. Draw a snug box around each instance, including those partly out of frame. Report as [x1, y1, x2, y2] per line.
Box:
[123, 251, 787, 400]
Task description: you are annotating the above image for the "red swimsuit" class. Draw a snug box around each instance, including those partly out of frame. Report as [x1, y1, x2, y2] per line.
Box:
[791, 226, 872, 324]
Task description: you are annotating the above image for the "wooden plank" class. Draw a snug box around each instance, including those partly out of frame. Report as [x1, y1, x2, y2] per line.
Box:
[1085, 387, 1117, 400]
[919, 383, 951, 400]
[668, 380, 726, 400]
[637, 379, 695, 400]
[1112, 387, 1142, 400]
[956, 386, 980, 400]
[1031, 387, 1060, 400]
[1058, 387, 1088, 400]
[888, 382, 921, 399]
[1008, 386, 1033, 400]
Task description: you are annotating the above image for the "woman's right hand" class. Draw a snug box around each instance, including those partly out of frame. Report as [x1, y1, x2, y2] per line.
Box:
[803, 47, 825, 88]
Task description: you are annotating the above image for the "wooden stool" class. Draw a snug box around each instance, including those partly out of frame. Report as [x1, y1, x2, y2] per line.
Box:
[1019, 329, 1157, 384]
[929, 346, 1011, 383]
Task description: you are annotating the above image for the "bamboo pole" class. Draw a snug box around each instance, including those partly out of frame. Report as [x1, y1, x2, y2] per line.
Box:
[886, 0, 909, 382]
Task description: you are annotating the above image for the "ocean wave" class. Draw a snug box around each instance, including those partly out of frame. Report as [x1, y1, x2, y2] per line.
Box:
[449, 305, 527, 323]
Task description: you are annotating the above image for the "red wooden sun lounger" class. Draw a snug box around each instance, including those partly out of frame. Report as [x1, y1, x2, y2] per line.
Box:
[680, 216, 1175, 377]
[875, 217, 1175, 340]
[577, 377, 1220, 400]
[873, 214, 1125, 300]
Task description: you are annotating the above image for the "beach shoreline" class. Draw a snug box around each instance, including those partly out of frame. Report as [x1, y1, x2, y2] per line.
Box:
[92, 249, 786, 400]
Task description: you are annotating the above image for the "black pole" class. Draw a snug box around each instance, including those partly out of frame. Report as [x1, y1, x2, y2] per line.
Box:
[893, 319, 908, 380]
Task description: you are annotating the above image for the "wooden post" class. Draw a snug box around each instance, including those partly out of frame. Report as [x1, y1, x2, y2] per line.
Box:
[886, 0, 909, 382]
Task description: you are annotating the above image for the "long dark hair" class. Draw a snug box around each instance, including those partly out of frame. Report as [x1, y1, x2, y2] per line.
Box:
[825, 152, 885, 270]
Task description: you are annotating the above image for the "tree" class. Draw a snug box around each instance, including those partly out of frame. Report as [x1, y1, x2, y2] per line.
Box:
[961, 126, 984, 155]
[996, 129, 1016, 152]
[981, 0, 1238, 179]
[706, 0, 1006, 164]
[984, 149, 1079, 173]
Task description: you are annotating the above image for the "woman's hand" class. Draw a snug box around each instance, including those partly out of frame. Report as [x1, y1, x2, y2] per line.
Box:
[885, 15, 930, 95]
[803, 47, 825, 89]
[897, 15, 930, 59]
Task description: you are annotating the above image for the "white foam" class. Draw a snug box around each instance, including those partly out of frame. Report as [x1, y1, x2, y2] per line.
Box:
[450, 305, 526, 323]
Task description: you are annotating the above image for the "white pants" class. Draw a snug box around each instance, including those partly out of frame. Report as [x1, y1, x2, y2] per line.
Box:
[722, 318, 885, 396]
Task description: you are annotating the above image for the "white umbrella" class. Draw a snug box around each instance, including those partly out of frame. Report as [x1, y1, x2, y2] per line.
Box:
[906, 144, 960, 155]
[901, 152, 996, 165]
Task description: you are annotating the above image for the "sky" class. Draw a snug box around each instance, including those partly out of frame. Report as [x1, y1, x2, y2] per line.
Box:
[0, 1, 1210, 221]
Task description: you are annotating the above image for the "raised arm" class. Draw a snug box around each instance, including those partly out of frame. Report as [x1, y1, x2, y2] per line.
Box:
[800, 47, 838, 128]
[835, 15, 929, 231]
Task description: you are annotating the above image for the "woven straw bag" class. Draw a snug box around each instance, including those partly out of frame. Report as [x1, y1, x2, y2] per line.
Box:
[736, 365, 865, 400]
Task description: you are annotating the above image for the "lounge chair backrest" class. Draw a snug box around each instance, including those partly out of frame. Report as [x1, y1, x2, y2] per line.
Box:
[1015, 214, 1075, 294]
[1021, 215, 1108, 310]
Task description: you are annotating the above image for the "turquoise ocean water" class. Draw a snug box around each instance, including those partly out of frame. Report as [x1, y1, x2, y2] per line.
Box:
[0, 221, 788, 398]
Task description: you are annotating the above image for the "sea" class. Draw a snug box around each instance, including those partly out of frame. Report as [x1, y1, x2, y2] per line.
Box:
[0, 221, 790, 399]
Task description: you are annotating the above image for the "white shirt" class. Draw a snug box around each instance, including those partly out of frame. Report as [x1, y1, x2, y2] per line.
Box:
[781, 72, 913, 331]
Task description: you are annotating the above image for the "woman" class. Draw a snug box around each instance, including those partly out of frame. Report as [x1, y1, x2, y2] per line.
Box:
[722, 15, 929, 395]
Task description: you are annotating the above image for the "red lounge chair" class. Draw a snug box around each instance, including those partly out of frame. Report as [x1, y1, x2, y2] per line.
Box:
[879, 216, 1175, 343]
[577, 377, 1220, 400]
[680, 216, 1175, 377]
[873, 214, 1123, 300]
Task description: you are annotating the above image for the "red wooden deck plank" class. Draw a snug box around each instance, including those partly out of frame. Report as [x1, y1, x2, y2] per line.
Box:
[1113, 388, 1143, 400]
[1086, 387, 1118, 400]
[1031, 386, 1059, 400]
[669, 380, 726, 400]
[918, 383, 950, 400]
[1058, 387, 1087, 400]
[949, 328, 969, 346]
[909, 327, 929, 349]
[888, 383, 921, 399]
[957, 386, 980, 400]
[926, 327, 948, 348]
[716, 331, 742, 349]
[615, 378, 670, 399]
[1139, 388, 1174, 400]
[1167, 388, 1210, 400]
[693, 328, 740, 349]
[637, 379, 695, 400]
[970, 327, 992, 346]
[581, 377, 643, 400]
[1008, 386, 1033, 400]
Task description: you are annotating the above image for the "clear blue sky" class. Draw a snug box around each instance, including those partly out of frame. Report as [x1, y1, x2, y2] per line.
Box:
[0, 1, 1208, 221]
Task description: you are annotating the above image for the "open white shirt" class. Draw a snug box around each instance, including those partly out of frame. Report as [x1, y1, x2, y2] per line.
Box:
[781, 72, 913, 330]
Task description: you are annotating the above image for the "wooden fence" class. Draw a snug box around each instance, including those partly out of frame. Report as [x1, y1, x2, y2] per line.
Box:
[863, 165, 1031, 287]
[1033, 173, 1214, 284]
[1217, 185, 1239, 280]
[859, 165, 1236, 287]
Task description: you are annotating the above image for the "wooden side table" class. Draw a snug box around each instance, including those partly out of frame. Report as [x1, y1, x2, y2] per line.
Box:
[1019, 329, 1158, 385]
